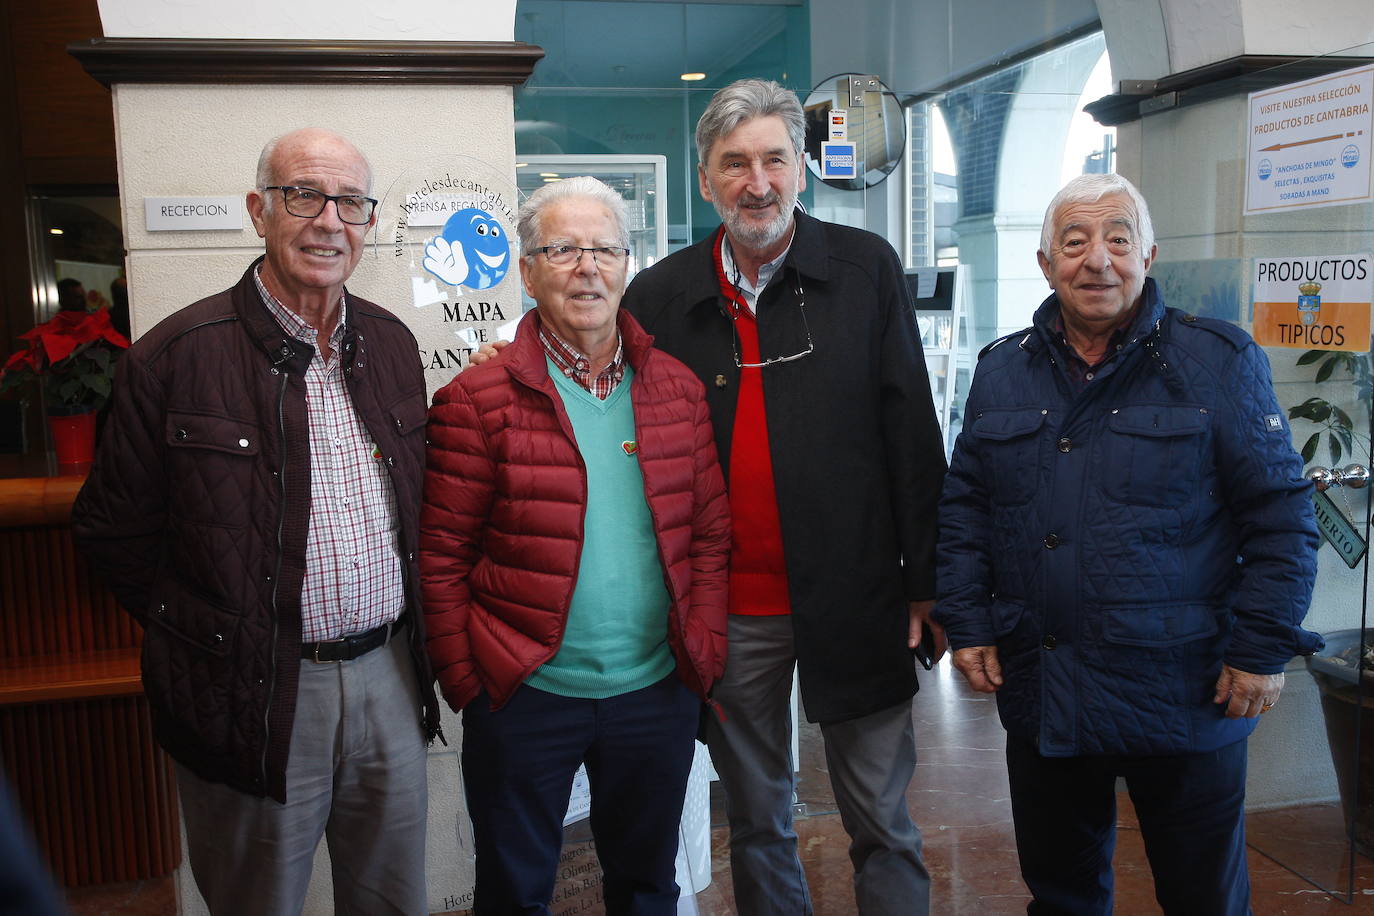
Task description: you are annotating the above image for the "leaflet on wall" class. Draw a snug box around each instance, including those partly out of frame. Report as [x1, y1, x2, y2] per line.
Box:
[1251, 253, 1372, 351]
[363, 157, 522, 400]
[1245, 63, 1373, 215]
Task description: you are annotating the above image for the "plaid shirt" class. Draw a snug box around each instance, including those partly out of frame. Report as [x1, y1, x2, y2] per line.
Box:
[255, 268, 405, 641]
[539, 324, 626, 399]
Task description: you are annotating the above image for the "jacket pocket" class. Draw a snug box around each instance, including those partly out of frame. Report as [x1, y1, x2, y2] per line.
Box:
[164, 410, 260, 527]
[968, 407, 1046, 505]
[1099, 404, 1209, 507]
[141, 582, 246, 758]
[165, 410, 261, 456]
[1100, 601, 1220, 649]
[387, 393, 428, 438]
[1078, 602, 1225, 754]
[147, 583, 243, 655]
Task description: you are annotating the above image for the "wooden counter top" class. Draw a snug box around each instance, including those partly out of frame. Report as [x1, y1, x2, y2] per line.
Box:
[0, 648, 141, 705]
[0, 475, 85, 527]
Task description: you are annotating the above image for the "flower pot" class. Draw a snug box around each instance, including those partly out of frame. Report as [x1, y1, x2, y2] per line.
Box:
[46, 410, 96, 470]
[1306, 628, 1374, 857]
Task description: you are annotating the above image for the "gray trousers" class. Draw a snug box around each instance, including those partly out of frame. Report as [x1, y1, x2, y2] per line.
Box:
[177, 633, 429, 916]
[704, 614, 929, 916]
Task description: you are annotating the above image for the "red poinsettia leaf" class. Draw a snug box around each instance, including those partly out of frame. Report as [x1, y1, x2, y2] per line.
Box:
[39, 328, 82, 365]
[3, 346, 41, 372]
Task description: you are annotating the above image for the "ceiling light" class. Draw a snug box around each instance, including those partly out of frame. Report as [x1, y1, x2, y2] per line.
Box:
[680, 72, 707, 82]
[49, 228, 63, 235]
[539, 172, 559, 178]
[515, 162, 528, 168]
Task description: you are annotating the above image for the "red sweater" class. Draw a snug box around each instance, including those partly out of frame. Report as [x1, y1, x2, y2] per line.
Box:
[715, 232, 791, 616]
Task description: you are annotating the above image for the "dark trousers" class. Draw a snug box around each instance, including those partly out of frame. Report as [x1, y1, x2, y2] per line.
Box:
[1006, 735, 1251, 916]
[461, 675, 700, 915]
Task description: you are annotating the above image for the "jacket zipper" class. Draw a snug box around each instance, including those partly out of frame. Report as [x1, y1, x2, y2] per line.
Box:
[261, 365, 289, 790]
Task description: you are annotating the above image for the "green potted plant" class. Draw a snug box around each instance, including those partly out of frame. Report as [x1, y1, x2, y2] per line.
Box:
[0, 306, 130, 467]
[1287, 348, 1372, 465]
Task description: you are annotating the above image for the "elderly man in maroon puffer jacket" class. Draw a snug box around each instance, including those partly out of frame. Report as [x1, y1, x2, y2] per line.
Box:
[421, 175, 731, 915]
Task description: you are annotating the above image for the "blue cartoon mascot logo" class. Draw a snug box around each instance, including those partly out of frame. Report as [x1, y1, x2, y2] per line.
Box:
[422, 208, 511, 291]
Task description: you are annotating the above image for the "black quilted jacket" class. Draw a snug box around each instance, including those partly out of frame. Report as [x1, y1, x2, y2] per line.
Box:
[72, 259, 442, 802]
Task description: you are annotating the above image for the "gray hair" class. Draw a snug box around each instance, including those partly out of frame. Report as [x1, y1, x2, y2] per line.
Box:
[1040, 173, 1155, 259]
[254, 129, 373, 209]
[517, 176, 630, 254]
[695, 79, 805, 166]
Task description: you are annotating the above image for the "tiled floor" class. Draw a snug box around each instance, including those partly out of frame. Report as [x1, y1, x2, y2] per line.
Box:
[66, 663, 1374, 914]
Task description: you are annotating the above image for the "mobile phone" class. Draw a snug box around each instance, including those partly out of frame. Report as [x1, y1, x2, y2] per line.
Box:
[912, 622, 935, 670]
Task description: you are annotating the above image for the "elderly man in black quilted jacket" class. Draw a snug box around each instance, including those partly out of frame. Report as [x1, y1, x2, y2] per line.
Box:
[72, 128, 442, 916]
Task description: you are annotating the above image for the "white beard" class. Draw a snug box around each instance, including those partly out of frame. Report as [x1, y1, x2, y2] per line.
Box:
[713, 188, 798, 255]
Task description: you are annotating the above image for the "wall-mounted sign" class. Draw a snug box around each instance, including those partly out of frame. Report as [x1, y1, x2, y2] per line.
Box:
[1245, 63, 1373, 214]
[1252, 252, 1372, 351]
[370, 157, 520, 400]
[828, 109, 848, 141]
[820, 141, 857, 180]
[144, 197, 243, 231]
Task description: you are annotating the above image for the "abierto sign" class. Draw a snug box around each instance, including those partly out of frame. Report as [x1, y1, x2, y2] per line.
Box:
[1252, 252, 1372, 351]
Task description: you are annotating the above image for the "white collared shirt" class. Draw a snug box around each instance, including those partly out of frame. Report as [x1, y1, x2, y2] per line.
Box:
[720, 231, 795, 314]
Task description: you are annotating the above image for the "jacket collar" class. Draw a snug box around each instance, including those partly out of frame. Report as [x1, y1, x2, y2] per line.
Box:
[502, 306, 657, 390]
[682, 208, 830, 316]
[230, 256, 362, 378]
[1028, 276, 1165, 357]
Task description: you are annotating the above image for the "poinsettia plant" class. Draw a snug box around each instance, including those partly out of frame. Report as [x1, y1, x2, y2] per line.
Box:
[0, 307, 130, 412]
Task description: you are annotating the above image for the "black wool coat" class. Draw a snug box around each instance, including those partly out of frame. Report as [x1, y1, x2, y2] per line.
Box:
[621, 210, 947, 723]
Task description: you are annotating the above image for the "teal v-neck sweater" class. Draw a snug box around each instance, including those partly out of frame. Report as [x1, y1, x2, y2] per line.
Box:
[525, 362, 676, 698]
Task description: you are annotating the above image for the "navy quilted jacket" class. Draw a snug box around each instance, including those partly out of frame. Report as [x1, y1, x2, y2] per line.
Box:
[935, 279, 1321, 757]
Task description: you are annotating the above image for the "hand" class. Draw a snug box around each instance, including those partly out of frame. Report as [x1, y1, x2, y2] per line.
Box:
[907, 600, 947, 664]
[467, 339, 510, 368]
[423, 235, 470, 287]
[951, 646, 1003, 693]
[1213, 664, 1284, 719]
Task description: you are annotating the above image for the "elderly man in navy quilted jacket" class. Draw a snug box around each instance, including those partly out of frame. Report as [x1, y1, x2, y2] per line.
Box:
[935, 173, 1321, 916]
[421, 176, 731, 914]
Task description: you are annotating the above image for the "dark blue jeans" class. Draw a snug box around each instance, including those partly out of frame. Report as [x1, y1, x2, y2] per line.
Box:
[1006, 735, 1251, 916]
[461, 675, 700, 915]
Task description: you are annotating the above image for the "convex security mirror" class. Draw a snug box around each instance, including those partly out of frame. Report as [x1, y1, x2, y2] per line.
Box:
[803, 73, 906, 190]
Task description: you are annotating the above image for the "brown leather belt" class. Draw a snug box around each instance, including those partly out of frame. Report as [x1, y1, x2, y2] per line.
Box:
[302, 613, 409, 663]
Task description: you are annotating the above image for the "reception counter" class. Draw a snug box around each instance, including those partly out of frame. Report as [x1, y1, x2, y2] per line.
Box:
[0, 475, 180, 886]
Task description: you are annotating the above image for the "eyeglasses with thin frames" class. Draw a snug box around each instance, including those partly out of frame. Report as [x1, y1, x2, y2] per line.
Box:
[728, 274, 814, 368]
[263, 186, 378, 225]
[528, 245, 631, 268]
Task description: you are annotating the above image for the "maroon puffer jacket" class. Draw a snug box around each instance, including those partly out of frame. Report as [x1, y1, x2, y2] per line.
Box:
[420, 308, 731, 711]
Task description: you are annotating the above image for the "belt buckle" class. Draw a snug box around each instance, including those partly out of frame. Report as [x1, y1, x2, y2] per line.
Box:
[313, 638, 345, 663]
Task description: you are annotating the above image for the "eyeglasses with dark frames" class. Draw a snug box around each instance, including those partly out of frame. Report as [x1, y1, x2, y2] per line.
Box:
[728, 275, 814, 368]
[263, 186, 378, 225]
[528, 245, 631, 268]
